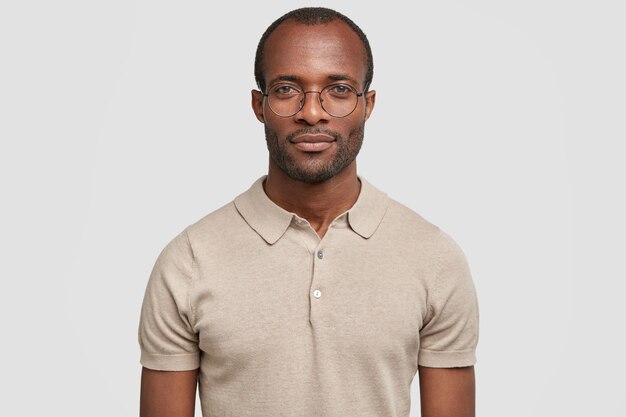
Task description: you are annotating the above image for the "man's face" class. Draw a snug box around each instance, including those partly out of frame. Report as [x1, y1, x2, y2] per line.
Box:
[252, 20, 376, 183]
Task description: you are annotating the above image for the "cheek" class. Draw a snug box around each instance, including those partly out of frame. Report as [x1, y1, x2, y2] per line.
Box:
[339, 117, 365, 137]
[264, 113, 293, 131]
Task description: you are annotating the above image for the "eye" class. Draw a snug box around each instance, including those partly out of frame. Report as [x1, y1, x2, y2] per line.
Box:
[272, 85, 301, 96]
[327, 84, 354, 96]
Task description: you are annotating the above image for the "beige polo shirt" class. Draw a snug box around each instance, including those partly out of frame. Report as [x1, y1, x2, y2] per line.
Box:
[138, 176, 479, 417]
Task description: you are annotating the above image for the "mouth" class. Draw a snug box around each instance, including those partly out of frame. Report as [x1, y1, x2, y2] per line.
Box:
[290, 133, 335, 152]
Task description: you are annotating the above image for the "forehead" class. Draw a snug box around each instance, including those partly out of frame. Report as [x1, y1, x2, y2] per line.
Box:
[263, 20, 367, 87]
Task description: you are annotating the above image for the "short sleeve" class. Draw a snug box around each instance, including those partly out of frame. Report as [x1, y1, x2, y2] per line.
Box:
[138, 229, 200, 371]
[418, 232, 479, 368]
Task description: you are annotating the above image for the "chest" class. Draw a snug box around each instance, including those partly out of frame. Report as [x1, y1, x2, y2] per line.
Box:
[191, 233, 428, 366]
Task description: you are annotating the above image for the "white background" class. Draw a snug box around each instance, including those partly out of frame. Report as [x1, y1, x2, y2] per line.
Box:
[1, 0, 624, 416]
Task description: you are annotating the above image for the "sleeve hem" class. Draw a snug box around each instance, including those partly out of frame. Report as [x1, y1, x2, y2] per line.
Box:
[140, 350, 200, 371]
[418, 348, 476, 368]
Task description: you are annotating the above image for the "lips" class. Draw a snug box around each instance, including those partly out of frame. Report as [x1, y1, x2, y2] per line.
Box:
[290, 133, 335, 152]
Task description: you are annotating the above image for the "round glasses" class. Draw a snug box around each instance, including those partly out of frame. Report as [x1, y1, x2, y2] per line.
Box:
[262, 83, 365, 118]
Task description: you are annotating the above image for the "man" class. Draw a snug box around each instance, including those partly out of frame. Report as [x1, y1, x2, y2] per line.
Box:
[138, 7, 478, 417]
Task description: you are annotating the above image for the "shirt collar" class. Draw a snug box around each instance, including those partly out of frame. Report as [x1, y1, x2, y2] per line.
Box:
[234, 175, 389, 245]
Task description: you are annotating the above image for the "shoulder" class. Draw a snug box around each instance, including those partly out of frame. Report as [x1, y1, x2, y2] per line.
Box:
[153, 199, 240, 267]
[384, 198, 439, 235]
[383, 198, 465, 259]
[185, 201, 241, 243]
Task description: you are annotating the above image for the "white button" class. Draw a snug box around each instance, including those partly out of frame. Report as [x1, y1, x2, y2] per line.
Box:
[313, 290, 322, 298]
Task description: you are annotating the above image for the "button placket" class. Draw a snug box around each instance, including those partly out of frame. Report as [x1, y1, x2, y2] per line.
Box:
[311, 245, 325, 303]
[309, 239, 330, 326]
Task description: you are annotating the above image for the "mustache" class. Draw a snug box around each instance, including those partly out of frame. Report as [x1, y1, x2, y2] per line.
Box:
[286, 127, 340, 142]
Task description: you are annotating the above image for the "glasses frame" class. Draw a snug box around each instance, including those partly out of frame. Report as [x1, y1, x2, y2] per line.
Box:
[261, 82, 369, 118]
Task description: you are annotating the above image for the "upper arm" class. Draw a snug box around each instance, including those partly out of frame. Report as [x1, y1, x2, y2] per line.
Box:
[418, 365, 475, 417]
[419, 233, 479, 368]
[140, 367, 199, 417]
[139, 231, 200, 371]
[138, 232, 200, 416]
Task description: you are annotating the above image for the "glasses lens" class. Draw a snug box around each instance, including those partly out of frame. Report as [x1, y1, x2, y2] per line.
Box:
[320, 84, 357, 117]
[321, 85, 358, 118]
[267, 86, 303, 117]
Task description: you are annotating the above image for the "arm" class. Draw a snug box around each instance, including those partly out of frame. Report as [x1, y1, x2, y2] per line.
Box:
[418, 365, 475, 417]
[140, 367, 199, 417]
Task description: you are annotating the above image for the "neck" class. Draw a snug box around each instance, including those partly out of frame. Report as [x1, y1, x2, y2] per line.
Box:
[263, 161, 361, 239]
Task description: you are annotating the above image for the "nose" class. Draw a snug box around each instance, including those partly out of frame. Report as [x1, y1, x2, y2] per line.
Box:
[295, 91, 329, 125]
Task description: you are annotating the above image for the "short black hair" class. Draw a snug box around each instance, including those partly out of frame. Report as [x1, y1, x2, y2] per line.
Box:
[254, 7, 374, 93]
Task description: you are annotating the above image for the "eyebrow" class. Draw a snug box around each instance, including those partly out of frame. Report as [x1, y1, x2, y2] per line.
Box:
[267, 75, 301, 86]
[327, 74, 359, 85]
[267, 74, 360, 87]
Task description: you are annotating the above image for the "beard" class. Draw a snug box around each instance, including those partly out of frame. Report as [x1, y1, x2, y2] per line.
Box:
[264, 123, 365, 184]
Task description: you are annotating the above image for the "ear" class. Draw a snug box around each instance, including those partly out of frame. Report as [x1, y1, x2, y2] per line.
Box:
[251, 89, 265, 123]
[363, 89, 376, 121]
